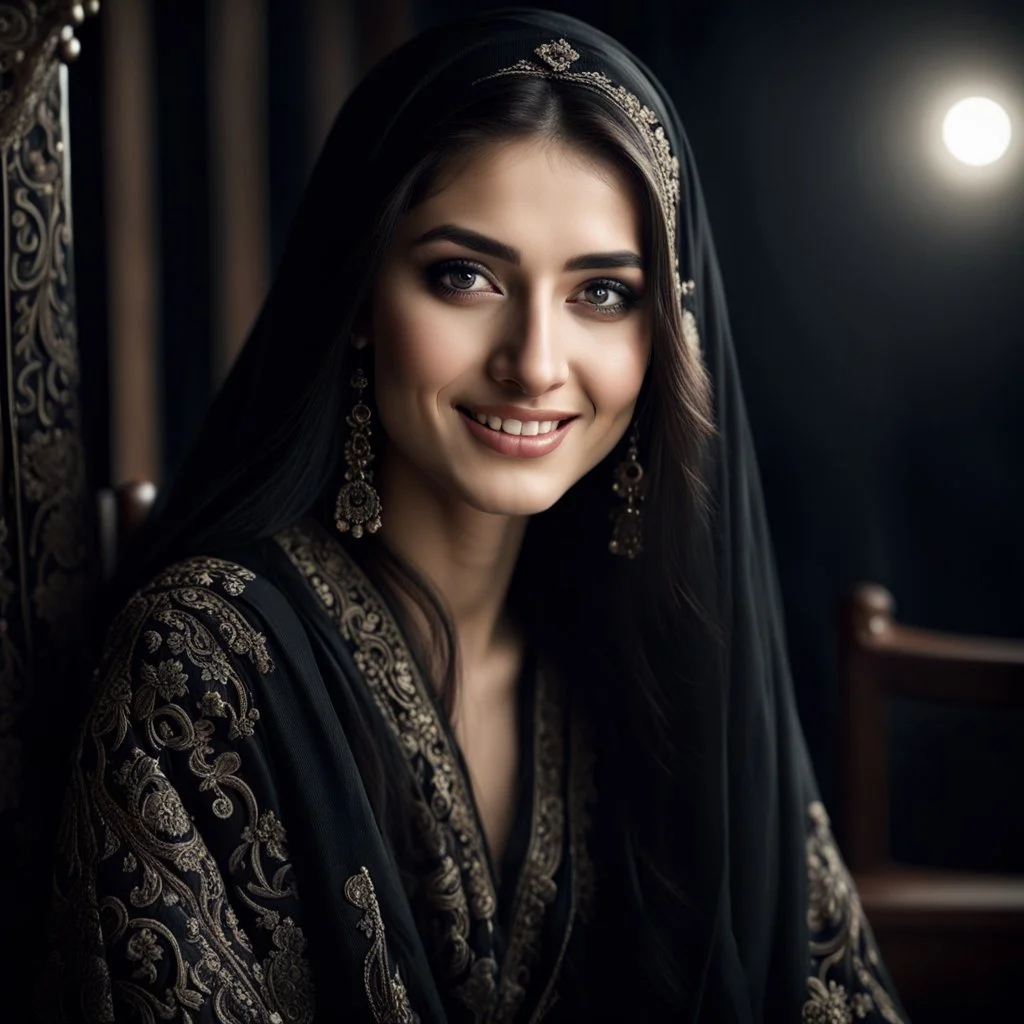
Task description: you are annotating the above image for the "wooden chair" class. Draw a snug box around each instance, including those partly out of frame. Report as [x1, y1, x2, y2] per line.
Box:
[839, 583, 1024, 1020]
[96, 480, 158, 579]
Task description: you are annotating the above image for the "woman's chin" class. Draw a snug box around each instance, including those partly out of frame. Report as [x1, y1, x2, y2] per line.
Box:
[459, 483, 567, 519]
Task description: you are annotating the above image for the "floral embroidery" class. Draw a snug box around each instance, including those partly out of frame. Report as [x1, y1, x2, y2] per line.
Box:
[345, 867, 420, 1023]
[803, 802, 905, 1024]
[44, 557, 315, 1023]
[275, 521, 588, 1022]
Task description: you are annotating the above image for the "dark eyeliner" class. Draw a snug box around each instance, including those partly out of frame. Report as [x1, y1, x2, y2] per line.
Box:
[588, 277, 638, 299]
[579, 277, 641, 314]
[423, 258, 497, 298]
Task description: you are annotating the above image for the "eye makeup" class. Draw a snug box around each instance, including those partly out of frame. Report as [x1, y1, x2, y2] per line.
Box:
[423, 258, 500, 299]
[423, 258, 642, 316]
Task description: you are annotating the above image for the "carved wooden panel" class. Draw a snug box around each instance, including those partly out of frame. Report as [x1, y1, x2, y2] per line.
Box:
[0, 0, 98, 1008]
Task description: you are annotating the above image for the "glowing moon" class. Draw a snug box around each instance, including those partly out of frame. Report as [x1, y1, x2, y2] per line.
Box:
[942, 97, 1012, 166]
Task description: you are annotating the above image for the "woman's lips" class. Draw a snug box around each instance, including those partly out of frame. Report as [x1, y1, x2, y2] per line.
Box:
[458, 408, 575, 458]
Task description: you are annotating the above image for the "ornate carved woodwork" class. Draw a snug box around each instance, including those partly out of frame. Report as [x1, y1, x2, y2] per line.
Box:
[0, 0, 98, 1010]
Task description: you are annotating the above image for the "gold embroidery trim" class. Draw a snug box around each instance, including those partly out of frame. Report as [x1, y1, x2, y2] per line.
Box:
[803, 801, 906, 1024]
[345, 867, 419, 1024]
[494, 663, 565, 1018]
[528, 705, 597, 1023]
[274, 522, 574, 1022]
[274, 522, 496, 1012]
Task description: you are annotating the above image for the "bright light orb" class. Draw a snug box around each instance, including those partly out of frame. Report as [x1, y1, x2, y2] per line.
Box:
[942, 97, 1012, 166]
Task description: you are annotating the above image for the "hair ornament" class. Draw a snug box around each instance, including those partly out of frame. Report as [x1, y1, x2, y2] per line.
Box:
[480, 38, 683, 295]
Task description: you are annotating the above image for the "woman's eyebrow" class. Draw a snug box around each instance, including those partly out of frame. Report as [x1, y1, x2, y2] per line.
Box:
[564, 251, 643, 271]
[412, 225, 520, 263]
[411, 223, 644, 272]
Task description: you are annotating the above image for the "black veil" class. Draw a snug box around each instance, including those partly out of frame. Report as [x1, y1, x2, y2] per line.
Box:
[110, 9, 897, 1021]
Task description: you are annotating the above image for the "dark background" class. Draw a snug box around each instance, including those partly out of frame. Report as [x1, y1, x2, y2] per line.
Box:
[69, 0, 1023, 871]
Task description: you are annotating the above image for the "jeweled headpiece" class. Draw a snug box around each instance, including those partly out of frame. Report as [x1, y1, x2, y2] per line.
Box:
[479, 38, 684, 294]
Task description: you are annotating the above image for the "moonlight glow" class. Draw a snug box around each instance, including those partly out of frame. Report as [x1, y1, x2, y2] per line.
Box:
[942, 97, 1012, 166]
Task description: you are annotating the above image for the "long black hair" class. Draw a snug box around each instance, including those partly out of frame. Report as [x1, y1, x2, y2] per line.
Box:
[109, 34, 721, 1011]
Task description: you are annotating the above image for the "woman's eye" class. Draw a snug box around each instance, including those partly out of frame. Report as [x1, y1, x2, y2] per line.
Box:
[446, 268, 484, 290]
[575, 280, 637, 313]
[427, 260, 496, 296]
[583, 285, 618, 306]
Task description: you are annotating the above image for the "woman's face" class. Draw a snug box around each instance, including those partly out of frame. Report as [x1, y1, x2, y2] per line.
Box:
[367, 136, 651, 518]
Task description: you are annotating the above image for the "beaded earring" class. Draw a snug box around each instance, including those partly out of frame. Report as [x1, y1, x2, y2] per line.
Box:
[609, 423, 645, 559]
[334, 366, 382, 538]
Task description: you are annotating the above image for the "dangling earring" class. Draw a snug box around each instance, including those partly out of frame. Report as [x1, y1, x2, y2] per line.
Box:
[334, 366, 382, 538]
[609, 423, 644, 559]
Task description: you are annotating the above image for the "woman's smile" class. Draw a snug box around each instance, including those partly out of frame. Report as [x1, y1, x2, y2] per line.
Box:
[457, 405, 578, 458]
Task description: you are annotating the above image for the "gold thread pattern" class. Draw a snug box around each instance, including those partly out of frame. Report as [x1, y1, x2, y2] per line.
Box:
[274, 521, 585, 1022]
[275, 522, 498, 1015]
[345, 866, 420, 1023]
[527, 707, 598, 1023]
[494, 654, 565, 1018]
[41, 558, 315, 1023]
[803, 802, 906, 1024]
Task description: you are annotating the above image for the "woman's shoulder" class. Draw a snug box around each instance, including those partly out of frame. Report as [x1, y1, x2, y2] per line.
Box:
[55, 553, 318, 1024]
[102, 520, 349, 665]
[92, 553, 281, 740]
[122, 551, 270, 607]
[106, 553, 274, 661]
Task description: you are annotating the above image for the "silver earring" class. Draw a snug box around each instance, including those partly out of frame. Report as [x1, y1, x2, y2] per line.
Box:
[609, 423, 644, 559]
[334, 367, 382, 538]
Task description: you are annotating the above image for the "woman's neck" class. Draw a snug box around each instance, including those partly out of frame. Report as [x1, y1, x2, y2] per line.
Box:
[376, 446, 527, 686]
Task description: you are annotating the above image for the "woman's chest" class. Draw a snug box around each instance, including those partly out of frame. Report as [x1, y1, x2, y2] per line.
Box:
[453, 676, 521, 869]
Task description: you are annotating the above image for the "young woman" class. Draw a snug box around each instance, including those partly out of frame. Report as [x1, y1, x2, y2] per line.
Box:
[43, 9, 908, 1023]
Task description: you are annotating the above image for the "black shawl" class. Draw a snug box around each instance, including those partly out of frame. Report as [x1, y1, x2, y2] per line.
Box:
[43, 9, 909, 1023]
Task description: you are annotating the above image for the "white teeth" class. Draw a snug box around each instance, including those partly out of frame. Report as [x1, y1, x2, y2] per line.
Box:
[467, 410, 564, 436]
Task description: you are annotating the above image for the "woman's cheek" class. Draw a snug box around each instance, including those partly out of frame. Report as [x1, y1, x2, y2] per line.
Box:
[380, 298, 491, 388]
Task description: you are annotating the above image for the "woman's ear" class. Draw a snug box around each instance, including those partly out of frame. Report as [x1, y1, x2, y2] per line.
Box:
[351, 304, 373, 349]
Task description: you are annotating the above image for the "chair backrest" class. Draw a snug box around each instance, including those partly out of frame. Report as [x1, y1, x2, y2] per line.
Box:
[838, 582, 1024, 873]
[96, 481, 159, 580]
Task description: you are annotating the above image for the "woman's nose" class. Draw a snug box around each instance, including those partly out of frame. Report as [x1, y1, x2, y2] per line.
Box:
[488, 298, 569, 397]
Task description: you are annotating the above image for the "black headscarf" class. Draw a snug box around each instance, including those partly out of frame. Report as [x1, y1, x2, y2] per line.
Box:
[113, 9, 896, 1021]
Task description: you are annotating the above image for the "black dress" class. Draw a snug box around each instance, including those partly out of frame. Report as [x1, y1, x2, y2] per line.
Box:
[43, 519, 903, 1022]
[44, 521, 593, 1022]
[43, 9, 909, 1022]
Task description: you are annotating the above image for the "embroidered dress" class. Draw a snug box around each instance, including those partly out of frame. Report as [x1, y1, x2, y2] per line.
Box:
[45, 521, 594, 1023]
[43, 518, 903, 1023]
[43, 9, 908, 1022]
